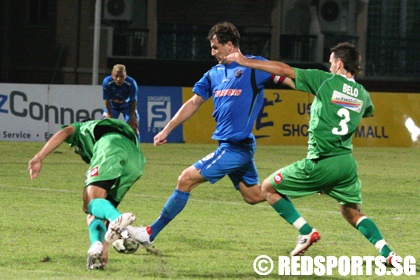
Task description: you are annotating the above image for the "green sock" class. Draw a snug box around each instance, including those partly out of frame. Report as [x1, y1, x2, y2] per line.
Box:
[88, 218, 106, 246]
[88, 198, 121, 222]
[272, 198, 312, 235]
[356, 217, 392, 257]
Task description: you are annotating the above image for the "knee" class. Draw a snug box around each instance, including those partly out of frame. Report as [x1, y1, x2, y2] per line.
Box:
[340, 204, 364, 227]
[86, 214, 95, 226]
[261, 178, 277, 197]
[177, 169, 197, 192]
[243, 195, 265, 205]
[82, 200, 90, 214]
[177, 170, 188, 184]
[242, 185, 266, 205]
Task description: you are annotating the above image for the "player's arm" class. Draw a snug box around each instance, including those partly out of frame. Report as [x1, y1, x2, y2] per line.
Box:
[226, 52, 296, 79]
[127, 80, 139, 129]
[271, 74, 295, 89]
[101, 240, 109, 268]
[103, 82, 113, 118]
[127, 101, 138, 131]
[128, 101, 137, 120]
[104, 99, 112, 118]
[28, 126, 75, 179]
[282, 77, 295, 89]
[154, 94, 205, 146]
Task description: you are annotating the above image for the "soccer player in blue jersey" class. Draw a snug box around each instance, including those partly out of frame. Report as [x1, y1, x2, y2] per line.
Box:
[102, 64, 141, 141]
[225, 42, 398, 265]
[126, 22, 294, 246]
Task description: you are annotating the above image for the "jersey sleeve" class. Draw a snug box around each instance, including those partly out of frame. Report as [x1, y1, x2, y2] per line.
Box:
[192, 70, 212, 100]
[102, 77, 110, 100]
[128, 77, 138, 103]
[294, 68, 329, 95]
[363, 92, 374, 118]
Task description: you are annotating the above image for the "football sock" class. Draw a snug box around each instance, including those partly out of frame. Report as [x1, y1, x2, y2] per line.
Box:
[88, 198, 121, 222]
[272, 197, 312, 235]
[88, 218, 106, 245]
[150, 188, 190, 240]
[356, 216, 392, 257]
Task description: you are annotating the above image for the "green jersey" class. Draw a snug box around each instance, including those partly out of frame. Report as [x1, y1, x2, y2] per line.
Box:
[63, 118, 138, 163]
[294, 68, 374, 159]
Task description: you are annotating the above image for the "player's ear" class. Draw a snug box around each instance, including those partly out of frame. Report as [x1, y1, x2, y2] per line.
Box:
[337, 58, 343, 69]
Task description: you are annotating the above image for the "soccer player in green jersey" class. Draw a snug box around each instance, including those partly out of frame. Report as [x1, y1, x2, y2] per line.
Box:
[28, 118, 146, 270]
[226, 42, 397, 265]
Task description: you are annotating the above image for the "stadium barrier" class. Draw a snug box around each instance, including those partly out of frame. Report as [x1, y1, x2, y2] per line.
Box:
[0, 83, 419, 147]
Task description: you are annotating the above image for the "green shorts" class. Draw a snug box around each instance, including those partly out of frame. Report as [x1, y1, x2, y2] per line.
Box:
[85, 133, 146, 203]
[269, 153, 362, 205]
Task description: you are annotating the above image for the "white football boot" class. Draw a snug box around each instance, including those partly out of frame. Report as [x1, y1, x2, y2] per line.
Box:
[86, 241, 103, 270]
[126, 225, 154, 246]
[386, 252, 398, 267]
[290, 228, 321, 256]
[104, 212, 136, 243]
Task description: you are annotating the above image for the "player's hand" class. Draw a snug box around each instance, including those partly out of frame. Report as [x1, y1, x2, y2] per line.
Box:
[28, 155, 42, 179]
[102, 241, 109, 268]
[225, 52, 246, 64]
[128, 118, 139, 133]
[154, 131, 168, 146]
[104, 113, 112, 119]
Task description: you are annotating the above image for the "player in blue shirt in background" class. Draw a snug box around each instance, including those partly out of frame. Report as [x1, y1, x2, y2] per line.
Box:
[126, 22, 295, 246]
[102, 64, 140, 142]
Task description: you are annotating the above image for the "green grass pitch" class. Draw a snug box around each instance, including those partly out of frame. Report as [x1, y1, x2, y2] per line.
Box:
[0, 142, 419, 279]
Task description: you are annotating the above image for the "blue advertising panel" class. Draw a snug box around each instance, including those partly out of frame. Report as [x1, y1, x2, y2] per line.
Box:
[138, 86, 183, 143]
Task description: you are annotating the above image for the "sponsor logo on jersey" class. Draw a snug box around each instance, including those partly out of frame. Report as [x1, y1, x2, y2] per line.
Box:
[274, 172, 283, 184]
[90, 166, 99, 177]
[235, 69, 243, 78]
[331, 90, 363, 112]
[214, 89, 242, 97]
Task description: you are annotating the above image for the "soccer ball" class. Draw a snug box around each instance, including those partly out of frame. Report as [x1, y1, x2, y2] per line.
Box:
[112, 228, 140, 254]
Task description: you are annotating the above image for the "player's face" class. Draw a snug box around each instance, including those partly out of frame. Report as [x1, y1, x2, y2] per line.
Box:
[210, 36, 231, 64]
[112, 71, 127, 86]
[329, 53, 340, 74]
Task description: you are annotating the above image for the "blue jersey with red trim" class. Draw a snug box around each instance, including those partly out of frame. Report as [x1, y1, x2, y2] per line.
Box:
[102, 75, 138, 107]
[193, 55, 284, 142]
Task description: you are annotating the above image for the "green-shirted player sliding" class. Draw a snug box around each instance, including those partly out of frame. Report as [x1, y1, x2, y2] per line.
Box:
[28, 118, 146, 270]
[226, 42, 398, 265]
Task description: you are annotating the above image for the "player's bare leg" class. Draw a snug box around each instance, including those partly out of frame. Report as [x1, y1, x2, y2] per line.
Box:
[340, 203, 396, 263]
[339, 203, 363, 226]
[261, 179, 319, 256]
[177, 165, 207, 192]
[238, 181, 265, 204]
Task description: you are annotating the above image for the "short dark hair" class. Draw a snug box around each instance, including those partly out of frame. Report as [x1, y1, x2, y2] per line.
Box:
[207, 22, 240, 47]
[331, 42, 362, 77]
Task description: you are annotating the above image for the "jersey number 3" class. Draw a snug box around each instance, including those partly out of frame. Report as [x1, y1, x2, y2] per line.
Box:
[332, 108, 350, 135]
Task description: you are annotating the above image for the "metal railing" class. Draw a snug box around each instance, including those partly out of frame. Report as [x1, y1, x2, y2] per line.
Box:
[109, 29, 420, 79]
[111, 28, 149, 57]
[156, 24, 272, 60]
[366, 37, 420, 78]
[280, 34, 319, 61]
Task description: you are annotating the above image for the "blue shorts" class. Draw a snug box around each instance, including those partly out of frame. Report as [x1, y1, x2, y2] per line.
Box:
[103, 103, 139, 123]
[193, 140, 259, 189]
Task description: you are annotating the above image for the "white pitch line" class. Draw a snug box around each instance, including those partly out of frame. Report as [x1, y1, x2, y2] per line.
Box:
[0, 183, 343, 215]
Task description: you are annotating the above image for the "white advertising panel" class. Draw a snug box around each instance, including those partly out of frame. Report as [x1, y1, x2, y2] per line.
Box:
[0, 83, 103, 142]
